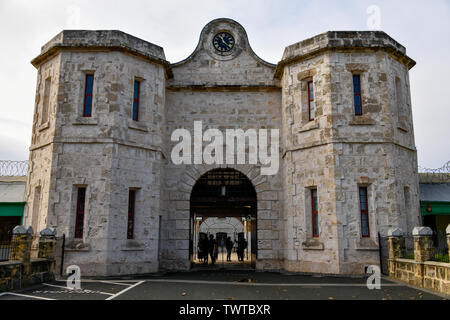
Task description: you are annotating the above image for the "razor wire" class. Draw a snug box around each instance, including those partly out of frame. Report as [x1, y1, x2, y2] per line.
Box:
[418, 160, 450, 182]
[0, 160, 28, 176]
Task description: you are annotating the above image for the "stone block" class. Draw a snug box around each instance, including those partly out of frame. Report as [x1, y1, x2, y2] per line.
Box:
[412, 226, 433, 236]
[387, 227, 403, 237]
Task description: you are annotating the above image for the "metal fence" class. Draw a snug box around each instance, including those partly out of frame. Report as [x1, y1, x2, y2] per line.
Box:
[378, 233, 389, 275]
[0, 234, 66, 266]
[383, 233, 449, 263]
[430, 231, 449, 263]
[378, 232, 449, 273]
[0, 241, 11, 261]
[0, 231, 13, 261]
[0, 160, 28, 176]
[401, 236, 415, 260]
[54, 234, 66, 276]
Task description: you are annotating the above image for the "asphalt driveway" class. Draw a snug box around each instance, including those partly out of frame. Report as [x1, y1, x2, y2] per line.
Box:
[0, 270, 447, 301]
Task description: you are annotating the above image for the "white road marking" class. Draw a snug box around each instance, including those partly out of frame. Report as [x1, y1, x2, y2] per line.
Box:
[0, 292, 55, 300]
[42, 283, 114, 296]
[105, 280, 145, 300]
[99, 280, 133, 286]
[142, 279, 404, 287]
[55, 279, 140, 284]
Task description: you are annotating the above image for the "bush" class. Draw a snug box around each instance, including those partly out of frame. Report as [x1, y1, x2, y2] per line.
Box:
[432, 254, 449, 263]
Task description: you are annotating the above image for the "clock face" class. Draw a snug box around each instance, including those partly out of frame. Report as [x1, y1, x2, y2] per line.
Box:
[212, 32, 235, 53]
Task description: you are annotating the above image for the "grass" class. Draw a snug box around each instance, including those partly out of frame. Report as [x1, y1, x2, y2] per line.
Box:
[432, 254, 449, 263]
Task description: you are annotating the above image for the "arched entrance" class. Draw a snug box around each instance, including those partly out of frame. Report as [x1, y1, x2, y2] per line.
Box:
[190, 168, 257, 269]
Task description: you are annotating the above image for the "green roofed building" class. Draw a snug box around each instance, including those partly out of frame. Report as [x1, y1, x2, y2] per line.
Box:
[419, 173, 450, 250]
[0, 176, 26, 241]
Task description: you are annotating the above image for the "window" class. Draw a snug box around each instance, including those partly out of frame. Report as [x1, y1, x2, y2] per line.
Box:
[403, 186, 410, 215]
[127, 189, 136, 239]
[311, 189, 319, 237]
[83, 74, 94, 117]
[31, 187, 41, 235]
[41, 78, 51, 125]
[359, 187, 370, 237]
[132, 80, 141, 121]
[395, 77, 406, 122]
[74, 187, 86, 239]
[353, 74, 362, 115]
[307, 81, 315, 121]
[395, 77, 403, 109]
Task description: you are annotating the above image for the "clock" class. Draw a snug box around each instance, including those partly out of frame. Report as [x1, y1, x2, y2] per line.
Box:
[212, 32, 235, 53]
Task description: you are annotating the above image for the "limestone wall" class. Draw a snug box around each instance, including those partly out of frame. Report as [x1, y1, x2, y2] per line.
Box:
[27, 31, 167, 276]
[24, 55, 62, 236]
[24, 21, 421, 276]
[160, 19, 283, 271]
[280, 31, 418, 274]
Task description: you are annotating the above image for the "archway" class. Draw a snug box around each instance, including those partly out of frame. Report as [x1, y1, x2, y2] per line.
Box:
[190, 168, 257, 269]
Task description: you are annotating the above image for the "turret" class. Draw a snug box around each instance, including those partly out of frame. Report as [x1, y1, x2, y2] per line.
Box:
[278, 31, 418, 274]
[25, 30, 169, 275]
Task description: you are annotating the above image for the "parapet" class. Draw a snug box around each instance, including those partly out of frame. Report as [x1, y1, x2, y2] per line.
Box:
[275, 31, 415, 78]
[31, 30, 171, 76]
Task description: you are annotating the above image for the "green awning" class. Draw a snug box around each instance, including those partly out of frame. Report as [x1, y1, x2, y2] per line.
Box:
[421, 201, 450, 217]
[0, 202, 25, 217]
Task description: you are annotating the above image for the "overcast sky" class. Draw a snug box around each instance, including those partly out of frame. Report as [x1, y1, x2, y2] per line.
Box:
[0, 0, 449, 169]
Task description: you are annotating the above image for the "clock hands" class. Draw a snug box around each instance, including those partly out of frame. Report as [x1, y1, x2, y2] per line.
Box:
[219, 34, 233, 48]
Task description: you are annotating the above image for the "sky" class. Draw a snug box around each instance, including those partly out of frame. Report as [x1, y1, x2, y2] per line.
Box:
[0, 0, 449, 169]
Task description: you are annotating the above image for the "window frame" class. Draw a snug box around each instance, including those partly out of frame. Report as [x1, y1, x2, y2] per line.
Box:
[83, 74, 94, 117]
[311, 188, 319, 238]
[359, 186, 370, 237]
[127, 189, 136, 240]
[74, 187, 87, 239]
[353, 74, 363, 116]
[41, 77, 51, 125]
[132, 80, 141, 121]
[307, 80, 315, 121]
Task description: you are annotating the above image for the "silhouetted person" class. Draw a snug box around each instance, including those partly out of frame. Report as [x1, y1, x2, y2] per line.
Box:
[225, 237, 234, 261]
[198, 235, 208, 264]
[208, 235, 217, 265]
[237, 237, 247, 262]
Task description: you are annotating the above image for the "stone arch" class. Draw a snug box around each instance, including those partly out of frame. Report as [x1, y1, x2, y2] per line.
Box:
[199, 217, 244, 240]
[160, 163, 281, 271]
[179, 164, 270, 198]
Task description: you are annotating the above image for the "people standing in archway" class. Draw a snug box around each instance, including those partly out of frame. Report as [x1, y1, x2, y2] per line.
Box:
[198, 233, 208, 264]
[208, 234, 217, 265]
[226, 236, 234, 262]
[202, 235, 209, 264]
[237, 237, 247, 262]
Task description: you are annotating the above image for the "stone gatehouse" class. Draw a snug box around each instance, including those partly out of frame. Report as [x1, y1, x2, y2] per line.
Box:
[23, 18, 420, 276]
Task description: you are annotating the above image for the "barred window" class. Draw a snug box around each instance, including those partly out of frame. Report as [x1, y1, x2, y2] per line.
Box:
[353, 74, 362, 115]
[359, 187, 370, 237]
[307, 81, 315, 121]
[127, 189, 136, 239]
[311, 188, 319, 237]
[74, 187, 86, 239]
[132, 80, 141, 121]
[83, 74, 94, 117]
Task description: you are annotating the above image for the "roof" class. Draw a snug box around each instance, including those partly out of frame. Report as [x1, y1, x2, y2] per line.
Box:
[0, 180, 26, 203]
[419, 183, 450, 202]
